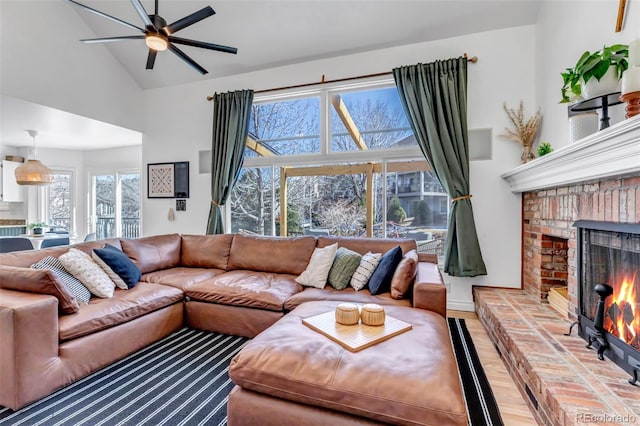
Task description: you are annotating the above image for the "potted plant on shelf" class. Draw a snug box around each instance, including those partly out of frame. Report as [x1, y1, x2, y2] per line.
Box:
[560, 44, 629, 103]
[28, 222, 48, 235]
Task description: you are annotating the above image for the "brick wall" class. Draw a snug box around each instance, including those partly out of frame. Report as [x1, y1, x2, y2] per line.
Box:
[522, 175, 640, 318]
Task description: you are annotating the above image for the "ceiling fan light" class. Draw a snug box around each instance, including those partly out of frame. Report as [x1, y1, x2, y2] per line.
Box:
[15, 160, 53, 186]
[146, 34, 168, 51]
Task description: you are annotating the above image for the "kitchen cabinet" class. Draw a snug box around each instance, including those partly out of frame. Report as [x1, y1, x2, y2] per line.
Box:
[1, 160, 25, 202]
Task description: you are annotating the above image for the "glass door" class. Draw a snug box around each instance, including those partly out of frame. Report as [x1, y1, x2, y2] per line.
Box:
[91, 171, 140, 239]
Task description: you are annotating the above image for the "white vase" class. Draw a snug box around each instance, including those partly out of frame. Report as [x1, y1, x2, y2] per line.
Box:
[568, 112, 598, 144]
[582, 67, 621, 99]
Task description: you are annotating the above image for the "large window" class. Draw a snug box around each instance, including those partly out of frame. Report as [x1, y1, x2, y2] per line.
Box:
[46, 170, 73, 233]
[229, 81, 447, 252]
[91, 171, 141, 239]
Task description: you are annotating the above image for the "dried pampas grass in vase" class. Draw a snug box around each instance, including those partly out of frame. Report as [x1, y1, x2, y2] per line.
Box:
[500, 101, 542, 164]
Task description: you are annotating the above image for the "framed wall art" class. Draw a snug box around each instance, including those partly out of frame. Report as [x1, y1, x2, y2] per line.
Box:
[147, 161, 190, 198]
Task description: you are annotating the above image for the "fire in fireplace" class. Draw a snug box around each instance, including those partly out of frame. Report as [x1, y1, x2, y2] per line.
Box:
[575, 221, 640, 385]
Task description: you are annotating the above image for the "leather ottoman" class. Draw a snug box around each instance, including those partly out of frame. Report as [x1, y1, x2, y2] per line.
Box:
[228, 300, 467, 425]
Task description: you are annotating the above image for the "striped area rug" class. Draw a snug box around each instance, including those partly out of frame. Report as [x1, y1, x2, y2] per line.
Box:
[0, 329, 248, 426]
[449, 317, 504, 426]
[1, 320, 503, 426]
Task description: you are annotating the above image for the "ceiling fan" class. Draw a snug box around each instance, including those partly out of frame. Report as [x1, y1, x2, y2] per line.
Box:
[65, 0, 237, 75]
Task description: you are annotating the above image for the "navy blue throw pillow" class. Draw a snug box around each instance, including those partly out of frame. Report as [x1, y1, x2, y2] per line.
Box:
[368, 246, 403, 295]
[93, 244, 141, 288]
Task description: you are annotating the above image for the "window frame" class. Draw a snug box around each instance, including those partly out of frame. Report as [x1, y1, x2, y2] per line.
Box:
[227, 78, 445, 237]
[43, 168, 75, 235]
[89, 167, 142, 238]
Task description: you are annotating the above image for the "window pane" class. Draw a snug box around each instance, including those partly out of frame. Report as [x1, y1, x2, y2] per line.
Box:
[48, 172, 72, 232]
[247, 97, 320, 157]
[95, 175, 116, 239]
[330, 87, 414, 152]
[385, 160, 448, 257]
[120, 174, 140, 238]
[283, 165, 368, 237]
[230, 167, 274, 235]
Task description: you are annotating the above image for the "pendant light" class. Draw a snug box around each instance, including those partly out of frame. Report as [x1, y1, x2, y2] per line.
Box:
[14, 130, 53, 186]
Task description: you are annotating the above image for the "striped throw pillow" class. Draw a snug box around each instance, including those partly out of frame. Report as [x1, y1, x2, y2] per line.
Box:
[350, 252, 382, 291]
[32, 256, 92, 304]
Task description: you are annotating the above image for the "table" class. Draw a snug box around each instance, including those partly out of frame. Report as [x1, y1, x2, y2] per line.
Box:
[18, 234, 70, 250]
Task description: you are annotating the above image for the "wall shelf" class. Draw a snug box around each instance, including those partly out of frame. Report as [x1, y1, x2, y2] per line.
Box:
[501, 115, 640, 193]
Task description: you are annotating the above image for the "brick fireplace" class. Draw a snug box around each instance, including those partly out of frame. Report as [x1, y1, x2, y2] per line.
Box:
[475, 117, 640, 425]
[522, 176, 640, 317]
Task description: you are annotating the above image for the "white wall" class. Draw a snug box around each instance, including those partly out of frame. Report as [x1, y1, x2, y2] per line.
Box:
[535, 0, 640, 148]
[143, 25, 534, 310]
[0, 1, 143, 132]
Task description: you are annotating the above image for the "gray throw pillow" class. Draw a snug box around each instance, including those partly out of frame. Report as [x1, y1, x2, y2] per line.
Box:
[328, 247, 362, 290]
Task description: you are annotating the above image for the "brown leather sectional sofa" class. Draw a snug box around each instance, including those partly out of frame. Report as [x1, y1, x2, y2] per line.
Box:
[0, 233, 446, 413]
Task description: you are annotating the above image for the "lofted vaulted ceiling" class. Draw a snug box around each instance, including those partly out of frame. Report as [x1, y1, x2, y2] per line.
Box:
[0, 0, 541, 150]
[68, 0, 541, 90]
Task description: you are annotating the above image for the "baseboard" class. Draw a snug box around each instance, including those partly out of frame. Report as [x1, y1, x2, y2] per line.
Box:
[447, 300, 475, 312]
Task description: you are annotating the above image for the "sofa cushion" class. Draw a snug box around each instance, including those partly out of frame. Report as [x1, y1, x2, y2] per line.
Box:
[0, 265, 79, 314]
[284, 287, 411, 311]
[141, 267, 224, 291]
[327, 247, 362, 290]
[368, 246, 403, 295]
[186, 271, 303, 312]
[92, 244, 141, 290]
[317, 236, 416, 256]
[349, 252, 382, 291]
[229, 301, 467, 426]
[390, 249, 419, 299]
[58, 283, 184, 341]
[59, 248, 116, 298]
[31, 256, 92, 304]
[120, 234, 181, 274]
[227, 235, 316, 275]
[181, 234, 234, 270]
[295, 243, 338, 289]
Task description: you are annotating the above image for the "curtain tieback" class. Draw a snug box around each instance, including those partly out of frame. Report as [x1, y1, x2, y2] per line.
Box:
[211, 200, 221, 207]
[451, 194, 472, 203]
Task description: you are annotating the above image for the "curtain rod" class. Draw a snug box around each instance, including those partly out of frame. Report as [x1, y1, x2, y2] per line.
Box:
[206, 54, 478, 101]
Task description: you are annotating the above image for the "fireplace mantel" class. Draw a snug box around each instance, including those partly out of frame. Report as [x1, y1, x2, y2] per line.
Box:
[501, 115, 640, 193]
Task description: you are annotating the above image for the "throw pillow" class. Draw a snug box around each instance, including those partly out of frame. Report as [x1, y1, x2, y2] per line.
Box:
[59, 248, 115, 298]
[0, 265, 79, 314]
[295, 243, 338, 289]
[368, 246, 403, 295]
[328, 247, 362, 290]
[390, 249, 419, 299]
[32, 256, 92, 304]
[92, 244, 141, 289]
[350, 252, 382, 291]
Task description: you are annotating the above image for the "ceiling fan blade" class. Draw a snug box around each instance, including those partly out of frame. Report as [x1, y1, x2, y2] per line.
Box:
[65, 0, 144, 32]
[164, 6, 215, 35]
[81, 35, 145, 44]
[169, 36, 237, 54]
[146, 50, 158, 70]
[168, 44, 208, 75]
[130, 0, 154, 28]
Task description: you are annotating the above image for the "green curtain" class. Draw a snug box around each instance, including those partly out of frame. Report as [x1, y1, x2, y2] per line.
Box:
[393, 58, 486, 277]
[206, 90, 254, 234]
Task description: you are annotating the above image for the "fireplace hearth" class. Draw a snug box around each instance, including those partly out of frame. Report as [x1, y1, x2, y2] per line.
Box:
[575, 220, 640, 385]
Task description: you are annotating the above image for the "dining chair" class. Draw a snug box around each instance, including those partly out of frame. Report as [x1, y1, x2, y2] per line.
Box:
[0, 237, 34, 253]
[40, 237, 70, 249]
[83, 233, 97, 242]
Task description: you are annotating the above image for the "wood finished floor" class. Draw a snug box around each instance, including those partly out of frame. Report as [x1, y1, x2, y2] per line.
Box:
[448, 310, 537, 425]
